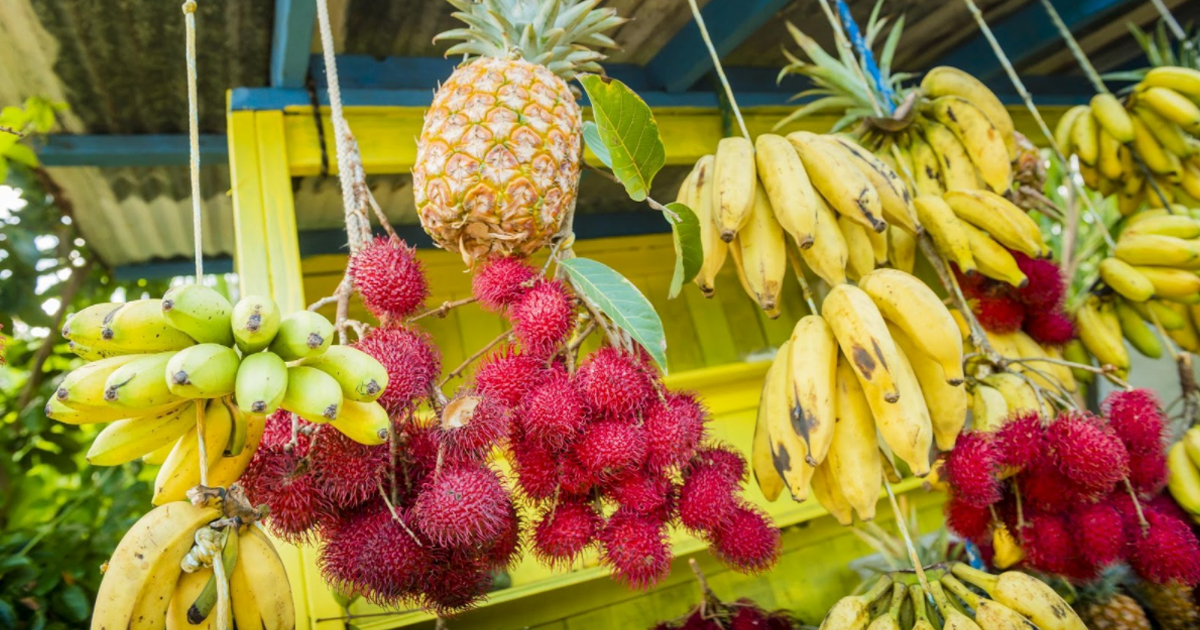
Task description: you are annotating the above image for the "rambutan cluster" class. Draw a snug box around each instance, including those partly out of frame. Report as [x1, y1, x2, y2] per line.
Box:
[348, 236, 429, 321]
[942, 390, 1200, 586]
[652, 599, 798, 630]
[955, 251, 1075, 345]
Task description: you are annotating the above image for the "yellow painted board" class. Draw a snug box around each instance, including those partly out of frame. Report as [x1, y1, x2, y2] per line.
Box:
[681, 282, 740, 367]
[255, 110, 307, 312]
[226, 107, 271, 297]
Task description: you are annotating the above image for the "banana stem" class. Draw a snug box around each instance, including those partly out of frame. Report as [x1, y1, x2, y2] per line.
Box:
[939, 574, 983, 609]
[784, 243, 820, 314]
[959, 0, 1117, 251]
[883, 482, 932, 598]
[684, 0, 750, 141]
[862, 574, 897, 605]
[950, 562, 1000, 593]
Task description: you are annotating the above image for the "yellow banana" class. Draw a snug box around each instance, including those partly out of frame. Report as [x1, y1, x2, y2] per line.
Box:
[230, 525, 295, 630]
[788, 131, 886, 232]
[1185, 159, 1200, 200]
[828, 355, 882, 520]
[927, 96, 1012, 192]
[167, 343, 241, 399]
[810, 456, 855, 526]
[909, 131, 947, 196]
[87, 402, 199, 466]
[1140, 86, 1200, 132]
[924, 120, 981, 191]
[756, 134, 819, 248]
[971, 384, 1008, 432]
[1090, 93, 1135, 143]
[104, 351, 183, 410]
[929, 581, 984, 630]
[1115, 233, 1200, 268]
[759, 342, 812, 501]
[992, 523, 1026, 569]
[231, 295, 282, 354]
[798, 194, 849, 286]
[153, 399, 234, 504]
[1053, 105, 1089, 155]
[269, 311, 335, 361]
[1132, 265, 1200, 301]
[944, 189, 1045, 258]
[161, 284, 234, 346]
[829, 137, 920, 234]
[235, 351, 289, 415]
[1163, 301, 1200, 352]
[960, 222, 1028, 287]
[859, 268, 966, 385]
[67, 340, 126, 362]
[687, 155, 728, 296]
[821, 284, 901, 403]
[206, 410, 265, 489]
[867, 223, 889, 266]
[167, 569, 215, 630]
[1098, 127, 1124, 180]
[786, 315, 839, 467]
[101, 299, 198, 353]
[942, 575, 1031, 630]
[1169, 441, 1200, 514]
[1010, 330, 1076, 394]
[840, 214, 876, 281]
[889, 324, 967, 451]
[866, 583, 906, 630]
[1124, 214, 1200, 239]
[1134, 106, 1193, 158]
[914, 195, 976, 274]
[45, 397, 178, 426]
[1131, 297, 1188, 330]
[819, 578, 894, 629]
[1071, 107, 1100, 165]
[281, 366, 343, 423]
[1134, 112, 1183, 177]
[330, 400, 390, 446]
[888, 226, 915, 273]
[54, 354, 144, 410]
[982, 371, 1044, 417]
[921, 66, 1016, 159]
[1063, 339, 1096, 385]
[713, 136, 756, 242]
[1184, 426, 1200, 468]
[61, 302, 122, 346]
[752, 365, 786, 502]
[733, 182, 787, 313]
[951, 565, 1087, 630]
[301, 345, 389, 403]
[874, 338, 934, 476]
[1099, 257, 1155, 302]
[1076, 295, 1130, 374]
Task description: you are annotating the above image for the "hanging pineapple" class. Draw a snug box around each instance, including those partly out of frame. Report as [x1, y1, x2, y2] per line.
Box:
[413, 0, 625, 264]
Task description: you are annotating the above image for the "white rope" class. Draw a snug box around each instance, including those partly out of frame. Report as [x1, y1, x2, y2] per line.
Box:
[1150, 0, 1189, 43]
[183, 1, 203, 280]
[684, 0, 750, 141]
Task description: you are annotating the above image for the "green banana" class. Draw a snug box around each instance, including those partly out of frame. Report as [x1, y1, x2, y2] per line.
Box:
[103, 351, 182, 410]
[234, 352, 289, 415]
[1116, 300, 1164, 359]
[161, 284, 235, 345]
[61, 302, 121, 345]
[231, 295, 281, 354]
[86, 402, 198, 466]
[166, 344, 241, 399]
[102, 299, 197, 353]
[269, 311, 335, 361]
[45, 396, 180, 425]
[55, 354, 143, 410]
[281, 366, 343, 423]
[300, 345, 389, 402]
[188, 527, 239, 625]
[221, 396, 250, 457]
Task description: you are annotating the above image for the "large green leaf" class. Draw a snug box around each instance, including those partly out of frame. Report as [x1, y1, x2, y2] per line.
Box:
[577, 74, 665, 202]
[559, 258, 668, 371]
[581, 121, 612, 170]
[665, 202, 702, 299]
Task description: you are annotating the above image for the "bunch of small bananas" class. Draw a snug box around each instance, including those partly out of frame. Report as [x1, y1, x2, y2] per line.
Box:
[1054, 66, 1200, 212]
[819, 566, 1085, 630]
[751, 270, 966, 522]
[92, 500, 294, 630]
[49, 286, 390, 504]
[1075, 208, 1200, 372]
[1167, 426, 1200, 521]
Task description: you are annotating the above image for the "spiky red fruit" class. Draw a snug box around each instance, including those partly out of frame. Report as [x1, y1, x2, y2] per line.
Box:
[309, 425, 388, 509]
[488, 502, 522, 570]
[241, 426, 327, 541]
[607, 471, 674, 515]
[510, 280, 575, 356]
[973, 294, 1025, 333]
[679, 464, 739, 532]
[1071, 502, 1125, 568]
[1103, 389, 1167, 456]
[259, 464, 325, 542]
[1129, 452, 1169, 497]
[558, 454, 597, 497]
[1049, 412, 1129, 496]
[945, 495, 992, 541]
[509, 434, 560, 501]
[574, 347, 657, 419]
[644, 393, 708, 471]
[600, 510, 672, 589]
[349, 236, 429, 320]
[474, 348, 554, 409]
[398, 421, 439, 492]
[353, 326, 441, 414]
[322, 501, 430, 605]
[574, 420, 647, 478]
[259, 409, 306, 448]
[1020, 456, 1087, 511]
[519, 373, 585, 451]
[942, 431, 1002, 508]
[412, 463, 510, 549]
[1013, 252, 1065, 309]
[472, 256, 537, 311]
[1127, 508, 1200, 585]
[318, 502, 375, 594]
[1024, 310, 1075, 346]
[692, 444, 747, 482]
[438, 392, 509, 463]
[1020, 512, 1075, 575]
[994, 412, 1045, 470]
[533, 500, 601, 565]
[730, 605, 795, 630]
[421, 555, 494, 615]
[710, 505, 780, 573]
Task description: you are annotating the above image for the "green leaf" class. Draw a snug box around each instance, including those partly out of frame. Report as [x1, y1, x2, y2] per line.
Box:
[577, 74, 665, 202]
[581, 121, 612, 170]
[558, 258, 668, 371]
[665, 202, 702, 299]
[4, 143, 38, 168]
[55, 584, 90, 623]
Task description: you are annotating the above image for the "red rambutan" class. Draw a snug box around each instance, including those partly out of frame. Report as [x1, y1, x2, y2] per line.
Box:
[472, 256, 538, 311]
[519, 373, 585, 451]
[318, 501, 377, 594]
[357, 505, 431, 605]
[690, 444, 747, 483]
[1023, 310, 1075, 346]
[259, 409, 308, 449]
[309, 425, 388, 509]
[678, 464, 739, 532]
[643, 393, 708, 471]
[510, 280, 575, 356]
[353, 326, 441, 414]
[1013, 252, 1065, 309]
[412, 463, 511, 549]
[558, 454, 597, 497]
[533, 499, 601, 565]
[1103, 389, 1167, 456]
[420, 555, 495, 615]
[1020, 512, 1076, 575]
[973, 294, 1025, 333]
[1127, 508, 1200, 586]
[945, 495, 993, 541]
[397, 420, 439, 495]
[942, 431, 1003, 508]
[607, 470, 674, 515]
[994, 412, 1045, 470]
[259, 463, 326, 543]
[473, 348, 554, 409]
[599, 510, 672, 590]
[509, 435, 560, 501]
[710, 504, 780, 573]
[1071, 502, 1126, 568]
[1049, 411, 1130, 496]
[1019, 457, 1088, 511]
[574, 347, 657, 419]
[438, 391, 509, 463]
[487, 501, 522, 570]
[1129, 452, 1169, 497]
[349, 236, 429, 320]
[574, 420, 647, 479]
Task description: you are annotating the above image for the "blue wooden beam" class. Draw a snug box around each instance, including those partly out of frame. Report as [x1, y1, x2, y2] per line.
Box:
[926, 0, 1140, 83]
[270, 0, 317, 87]
[37, 134, 228, 167]
[647, 0, 792, 94]
[114, 256, 234, 281]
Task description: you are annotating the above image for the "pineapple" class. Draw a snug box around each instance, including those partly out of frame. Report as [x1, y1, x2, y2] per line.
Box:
[414, 0, 624, 264]
[1142, 581, 1200, 630]
[1076, 570, 1151, 630]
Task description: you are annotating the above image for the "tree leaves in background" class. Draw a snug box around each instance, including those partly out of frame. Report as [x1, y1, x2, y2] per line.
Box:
[559, 258, 668, 372]
[665, 202, 702, 299]
[577, 74, 665, 202]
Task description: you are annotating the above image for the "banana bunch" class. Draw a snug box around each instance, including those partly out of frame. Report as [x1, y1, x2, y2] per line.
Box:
[752, 270, 966, 520]
[679, 131, 922, 310]
[818, 565, 1084, 630]
[92, 500, 294, 630]
[1167, 426, 1200, 518]
[52, 288, 391, 478]
[917, 190, 1047, 287]
[1055, 66, 1200, 212]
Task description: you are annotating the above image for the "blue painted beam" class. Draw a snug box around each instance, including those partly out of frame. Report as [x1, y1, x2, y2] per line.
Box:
[270, 0, 316, 87]
[647, 0, 792, 94]
[37, 134, 228, 167]
[114, 256, 234, 281]
[927, 0, 1139, 83]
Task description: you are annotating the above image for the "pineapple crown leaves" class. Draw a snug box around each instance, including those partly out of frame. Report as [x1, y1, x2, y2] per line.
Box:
[436, 0, 626, 81]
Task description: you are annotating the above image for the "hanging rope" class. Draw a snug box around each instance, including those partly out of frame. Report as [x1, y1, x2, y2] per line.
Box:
[1150, 0, 1189, 43]
[684, 0, 750, 141]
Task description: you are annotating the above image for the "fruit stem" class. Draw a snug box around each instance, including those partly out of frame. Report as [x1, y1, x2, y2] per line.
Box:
[939, 574, 982, 610]
[950, 563, 999, 594]
[925, 580, 956, 619]
[196, 400, 210, 487]
[886, 582, 907, 619]
[1013, 482, 1026, 531]
[917, 234, 1005, 368]
[1123, 478, 1151, 534]
[862, 574, 896, 605]
[883, 481, 932, 598]
[683, 0, 750, 141]
[583, 162, 681, 222]
[377, 479, 423, 546]
[212, 527, 232, 630]
[910, 581, 931, 622]
[438, 331, 512, 388]
[784, 243, 820, 314]
[407, 296, 480, 324]
[687, 558, 722, 617]
[1176, 352, 1199, 429]
[182, 0, 204, 281]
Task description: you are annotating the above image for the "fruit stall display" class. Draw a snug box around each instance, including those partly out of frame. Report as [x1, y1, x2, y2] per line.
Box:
[37, 0, 1200, 629]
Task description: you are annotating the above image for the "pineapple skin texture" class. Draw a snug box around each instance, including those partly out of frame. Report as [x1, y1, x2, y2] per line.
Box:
[414, 57, 582, 263]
